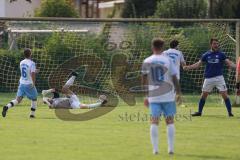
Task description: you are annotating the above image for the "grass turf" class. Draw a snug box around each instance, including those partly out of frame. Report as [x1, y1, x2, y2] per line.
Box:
[0, 93, 240, 160]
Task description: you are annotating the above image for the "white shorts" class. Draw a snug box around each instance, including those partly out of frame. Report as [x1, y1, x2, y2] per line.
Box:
[202, 75, 227, 92]
[69, 94, 81, 109]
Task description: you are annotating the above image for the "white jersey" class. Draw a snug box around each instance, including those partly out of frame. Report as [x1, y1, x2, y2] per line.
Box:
[52, 95, 80, 109]
[52, 98, 71, 108]
[19, 59, 36, 85]
[142, 54, 177, 103]
[163, 48, 185, 79]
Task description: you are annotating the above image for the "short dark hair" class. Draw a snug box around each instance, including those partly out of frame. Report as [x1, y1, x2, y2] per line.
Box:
[210, 38, 218, 44]
[152, 38, 164, 50]
[24, 48, 32, 58]
[170, 40, 179, 48]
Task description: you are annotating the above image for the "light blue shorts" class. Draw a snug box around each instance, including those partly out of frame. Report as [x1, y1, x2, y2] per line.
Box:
[17, 84, 38, 100]
[149, 101, 176, 118]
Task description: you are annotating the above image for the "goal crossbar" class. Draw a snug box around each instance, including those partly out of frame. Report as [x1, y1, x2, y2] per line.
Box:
[8, 29, 89, 33]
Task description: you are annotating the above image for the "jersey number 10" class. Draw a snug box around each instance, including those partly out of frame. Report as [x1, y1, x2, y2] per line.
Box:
[151, 66, 165, 83]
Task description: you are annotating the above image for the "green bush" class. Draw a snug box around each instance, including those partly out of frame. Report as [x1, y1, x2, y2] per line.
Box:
[121, 0, 157, 18]
[45, 33, 72, 63]
[16, 34, 50, 49]
[35, 0, 79, 17]
[154, 0, 207, 18]
[0, 49, 22, 92]
[210, 0, 240, 18]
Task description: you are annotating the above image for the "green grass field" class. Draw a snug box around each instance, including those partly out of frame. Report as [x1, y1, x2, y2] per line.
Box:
[0, 93, 240, 160]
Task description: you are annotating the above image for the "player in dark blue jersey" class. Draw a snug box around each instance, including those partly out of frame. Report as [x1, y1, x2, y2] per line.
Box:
[184, 38, 235, 117]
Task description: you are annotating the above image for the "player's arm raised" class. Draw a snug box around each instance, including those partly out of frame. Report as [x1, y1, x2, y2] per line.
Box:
[183, 60, 202, 70]
[225, 59, 236, 69]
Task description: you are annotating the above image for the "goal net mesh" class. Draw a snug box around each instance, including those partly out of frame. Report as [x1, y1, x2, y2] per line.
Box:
[0, 20, 237, 104]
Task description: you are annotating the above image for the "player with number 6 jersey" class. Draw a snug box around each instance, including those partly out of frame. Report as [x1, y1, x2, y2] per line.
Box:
[2, 48, 38, 118]
[20, 58, 36, 85]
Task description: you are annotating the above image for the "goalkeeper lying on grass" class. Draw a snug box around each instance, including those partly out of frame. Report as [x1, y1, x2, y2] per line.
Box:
[42, 72, 107, 109]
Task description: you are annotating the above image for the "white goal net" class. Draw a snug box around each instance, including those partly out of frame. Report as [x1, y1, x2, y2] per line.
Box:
[0, 19, 238, 105]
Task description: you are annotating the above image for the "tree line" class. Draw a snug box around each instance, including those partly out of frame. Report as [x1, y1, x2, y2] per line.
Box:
[10, 0, 240, 18]
[122, 0, 240, 19]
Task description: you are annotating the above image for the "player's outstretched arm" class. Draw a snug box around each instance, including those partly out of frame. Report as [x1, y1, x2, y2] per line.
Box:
[183, 60, 202, 70]
[181, 61, 186, 68]
[180, 52, 186, 68]
[225, 59, 236, 69]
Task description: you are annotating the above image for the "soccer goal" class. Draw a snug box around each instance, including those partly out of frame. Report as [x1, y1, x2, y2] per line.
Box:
[0, 18, 239, 106]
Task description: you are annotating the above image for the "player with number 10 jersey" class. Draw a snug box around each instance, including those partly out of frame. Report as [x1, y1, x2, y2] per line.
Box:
[142, 54, 177, 103]
[142, 38, 181, 155]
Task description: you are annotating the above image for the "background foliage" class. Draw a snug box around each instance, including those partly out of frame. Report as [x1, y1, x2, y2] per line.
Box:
[35, 0, 79, 17]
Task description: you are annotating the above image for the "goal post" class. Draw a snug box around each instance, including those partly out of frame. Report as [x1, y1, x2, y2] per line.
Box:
[0, 18, 240, 105]
[234, 22, 240, 106]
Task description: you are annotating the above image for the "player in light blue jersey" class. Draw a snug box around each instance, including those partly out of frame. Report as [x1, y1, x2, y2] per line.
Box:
[163, 40, 186, 80]
[2, 48, 38, 118]
[163, 40, 186, 105]
[184, 38, 235, 117]
[142, 38, 181, 155]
